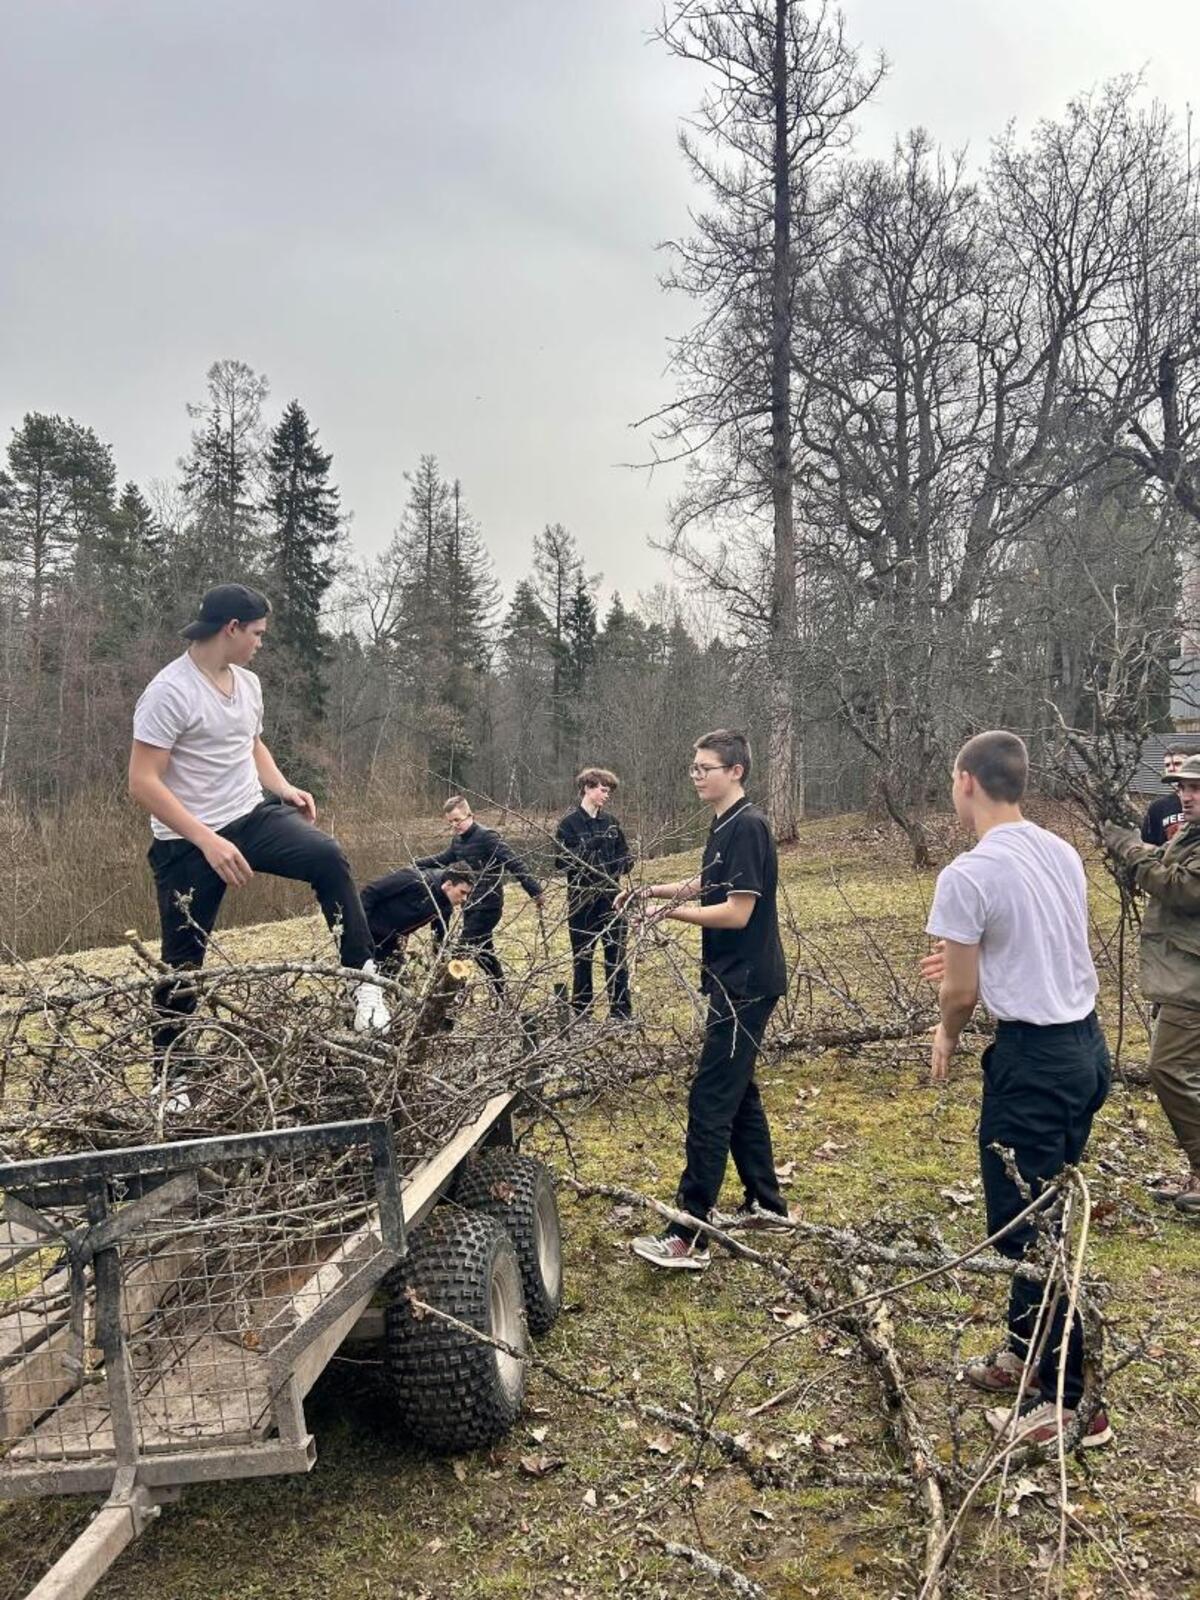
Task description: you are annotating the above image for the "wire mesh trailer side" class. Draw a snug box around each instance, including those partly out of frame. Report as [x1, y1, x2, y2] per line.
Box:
[0, 1119, 404, 1503]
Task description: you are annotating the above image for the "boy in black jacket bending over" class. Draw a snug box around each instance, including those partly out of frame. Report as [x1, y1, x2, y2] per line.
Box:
[415, 798, 543, 999]
[360, 865, 475, 973]
[555, 767, 634, 1021]
[620, 730, 788, 1271]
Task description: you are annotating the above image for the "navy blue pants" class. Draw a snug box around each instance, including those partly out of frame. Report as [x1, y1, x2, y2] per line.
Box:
[979, 1013, 1110, 1407]
[671, 992, 786, 1241]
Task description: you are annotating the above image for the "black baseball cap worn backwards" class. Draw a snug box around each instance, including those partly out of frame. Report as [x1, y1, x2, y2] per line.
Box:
[182, 584, 272, 640]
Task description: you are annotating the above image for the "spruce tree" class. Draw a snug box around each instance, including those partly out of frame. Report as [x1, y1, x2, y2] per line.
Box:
[178, 358, 269, 582]
[261, 400, 342, 722]
[497, 580, 556, 797]
[377, 457, 498, 788]
[0, 414, 115, 617]
[532, 522, 589, 769]
[74, 481, 165, 650]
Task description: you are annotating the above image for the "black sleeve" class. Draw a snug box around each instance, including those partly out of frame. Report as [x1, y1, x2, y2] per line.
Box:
[414, 845, 454, 870]
[493, 835, 542, 898]
[555, 815, 578, 875]
[612, 823, 634, 878]
[720, 816, 768, 898]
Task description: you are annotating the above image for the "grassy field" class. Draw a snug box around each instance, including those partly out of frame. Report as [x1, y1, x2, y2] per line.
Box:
[2, 814, 1198, 1600]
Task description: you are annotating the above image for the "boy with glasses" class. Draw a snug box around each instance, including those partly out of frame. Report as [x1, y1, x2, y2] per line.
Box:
[555, 767, 634, 1021]
[414, 796, 543, 1000]
[619, 729, 789, 1270]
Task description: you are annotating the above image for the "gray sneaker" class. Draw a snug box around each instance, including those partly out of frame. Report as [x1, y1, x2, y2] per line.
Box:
[710, 1201, 792, 1233]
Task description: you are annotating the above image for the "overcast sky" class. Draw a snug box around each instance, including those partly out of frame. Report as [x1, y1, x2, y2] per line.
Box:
[2, 1, 1198, 604]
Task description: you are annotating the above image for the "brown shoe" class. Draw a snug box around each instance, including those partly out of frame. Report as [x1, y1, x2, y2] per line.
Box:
[1174, 1172, 1200, 1214]
[962, 1348, 1041, 1396]
[985, 1399, 1113, 1449]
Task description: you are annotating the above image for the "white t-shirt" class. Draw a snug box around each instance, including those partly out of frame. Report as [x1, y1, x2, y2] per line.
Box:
[133, 653, 265, 840]
[926, 821, 1097, 1025]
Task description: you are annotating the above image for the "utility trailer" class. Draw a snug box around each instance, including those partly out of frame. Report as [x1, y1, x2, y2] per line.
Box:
[0, 1091, 563, 1600]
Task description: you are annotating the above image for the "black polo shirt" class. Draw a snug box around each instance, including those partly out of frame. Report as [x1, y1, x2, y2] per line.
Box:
[699, 798, 786, 1000]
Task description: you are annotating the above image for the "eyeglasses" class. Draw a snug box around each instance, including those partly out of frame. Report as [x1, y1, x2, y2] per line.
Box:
[688, 763, 729, 778]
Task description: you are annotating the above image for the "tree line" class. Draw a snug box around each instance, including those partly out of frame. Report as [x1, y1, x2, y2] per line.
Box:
[0, 363, 755, 835]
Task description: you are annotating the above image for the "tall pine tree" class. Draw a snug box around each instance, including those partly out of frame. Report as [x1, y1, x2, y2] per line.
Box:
[178, 358, 269, 582]
[376, 457, 498, 790]
[261, 399, 342, 723]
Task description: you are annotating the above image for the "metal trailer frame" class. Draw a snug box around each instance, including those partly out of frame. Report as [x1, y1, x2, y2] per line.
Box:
[0, 1092, 516, 1600]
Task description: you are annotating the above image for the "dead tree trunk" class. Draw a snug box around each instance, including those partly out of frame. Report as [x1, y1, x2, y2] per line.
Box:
[767, 0, 800, 842]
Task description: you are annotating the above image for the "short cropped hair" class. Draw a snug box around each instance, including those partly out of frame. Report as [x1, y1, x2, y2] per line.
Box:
[442, 865, 476, 887]
[694, 728, 752, 783]
[576, 767, 619, 796]
[955, 730, 1028, 803]
[442, 795, 472, 815]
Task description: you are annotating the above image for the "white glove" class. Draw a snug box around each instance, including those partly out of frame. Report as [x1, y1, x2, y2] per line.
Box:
[353, 960, 391, 1033]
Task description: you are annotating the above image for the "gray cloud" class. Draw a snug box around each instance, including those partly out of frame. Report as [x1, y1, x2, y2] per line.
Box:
[2, 0, 1197, 599]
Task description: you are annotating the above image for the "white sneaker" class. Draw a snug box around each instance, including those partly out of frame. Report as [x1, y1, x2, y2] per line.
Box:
[353, 961, 391, 1033]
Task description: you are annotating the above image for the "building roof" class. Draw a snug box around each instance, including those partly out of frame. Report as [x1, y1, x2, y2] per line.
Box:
[1129, 732, 1200, 795]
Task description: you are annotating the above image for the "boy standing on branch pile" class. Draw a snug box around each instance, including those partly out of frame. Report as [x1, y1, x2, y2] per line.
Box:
[414, 796, 543, 1000]
[921, 730, 1112, 1448]
[555, 767, 634, 1022]
[1104, 751, 1200, 1212]
[620, 730, 789, 1271]
[129, 584, 391, 1058]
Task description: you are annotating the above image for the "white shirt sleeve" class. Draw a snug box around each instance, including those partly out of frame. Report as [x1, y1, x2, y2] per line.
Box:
[132, 677, 191, 750]
[926, 861, 986, 945]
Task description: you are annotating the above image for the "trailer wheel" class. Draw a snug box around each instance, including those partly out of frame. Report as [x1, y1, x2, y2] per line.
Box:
[455, 1152, 563, 1336]
[384, 1208, 527, 1452]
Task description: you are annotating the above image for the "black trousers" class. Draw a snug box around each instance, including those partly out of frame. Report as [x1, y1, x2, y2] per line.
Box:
[149, 797, 373, 1060]
[979, 1013, 1110, 1408]
[567, 895, 631, 1017]
[671, 992, 785, 1241]
[435, 900, 506, 998]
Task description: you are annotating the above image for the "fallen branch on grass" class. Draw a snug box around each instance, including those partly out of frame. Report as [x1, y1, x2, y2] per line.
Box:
[638, 1527, 766, 1598]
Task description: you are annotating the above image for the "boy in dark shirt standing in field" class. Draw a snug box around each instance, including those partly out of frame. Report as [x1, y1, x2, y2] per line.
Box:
[620, 729, 789, 1270]
[555, 767, 634, 1021]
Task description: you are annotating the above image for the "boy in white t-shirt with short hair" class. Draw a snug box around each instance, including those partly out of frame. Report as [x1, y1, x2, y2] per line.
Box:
[130, 583, 390, 1064]
[921, 730, 1112, 1449]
